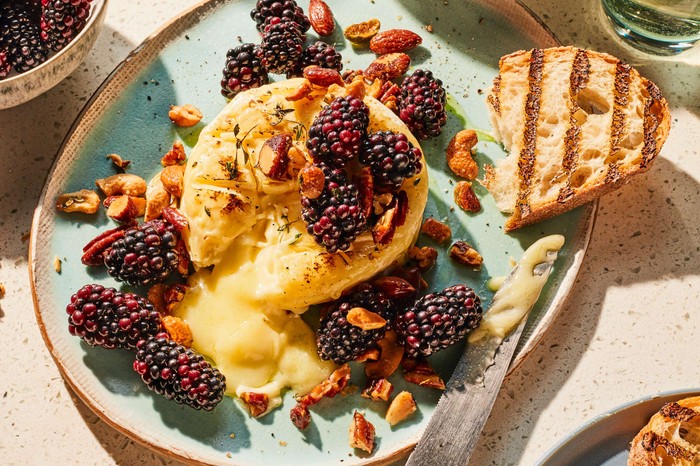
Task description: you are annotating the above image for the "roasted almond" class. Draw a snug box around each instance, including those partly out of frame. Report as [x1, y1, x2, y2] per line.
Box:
[344, 18, 381, 44]
[385, 391, 417, 426]
[308, 0, 335, 36]
[349, 412, 375, 454]
[370, 29, 422, 55]
[304, 66, 344, 87]
[259, 133, 292, 180]
[347, 307, 387, 330]
[364, 53, 411, 81]
[299, 164, 325, 199]
[373, 276, 415, 300]
[454, 181, 481, 213]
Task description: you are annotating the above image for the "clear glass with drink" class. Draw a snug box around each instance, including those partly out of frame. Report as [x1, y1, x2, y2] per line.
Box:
[601, 0, 700, 55]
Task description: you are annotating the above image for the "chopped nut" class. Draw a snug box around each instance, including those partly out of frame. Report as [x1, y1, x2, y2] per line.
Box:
[344, 18, 381, 44]
[168, 104, 203, 127]
[147, 284, 168, 314]
[106, 153, 130, 171]
[0, 283, 5, 298]
[366, 331, 404, 379]
[290, 404, 311, 430]
[376, 80, 401, 105]
[106, 195, 140, 222]
[162, 315, 193, 347]
[240, 392, 270, 418]
[279, 441, 287, 447]
[385, 391, 417, 426]
[449, 241, 483, 268]
[342, 69, 364, 84]
[96, 174, 147, 197]
[373, 276, 415, 300]
[367, 78, 384, 99]
[364, 53, 411, 81]
[299, 164, 325, 199]
[425, 24, 434, 33]
[372, 191, 407, 246]
[161, 206, 188, 232]
[291, 365, 351, 430]
[347, 307, 387, 330]
[164, 284, 189, 312]
[161, 142, 187, 166]
[344, 75, 366, 100]
[356, 166, 374, 220]
[361, 378, 394, 401]
[349, 412, 375, 454]
[145, 173, 170, 221]
[304, 65, 344, 87]
[53, 256, 62, 273]
[174, 238, 190, 276]
[408, 246, 438, 272]
[285, 79, 314, 102]
[81, 223, 134, 266]
[373, 192, 393, 215]
[446, 129, 479, 180]
[454, 181, 481, 213]
[356, 348, 380, 363]
[259, 133, 292, 180]
[56, 189, 100, 214]
[402, 358, 445, 390]
[160, 164, 186, 198]
[421, 217, 451, 244]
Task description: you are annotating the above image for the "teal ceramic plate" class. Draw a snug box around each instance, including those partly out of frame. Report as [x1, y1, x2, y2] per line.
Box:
[538, 388, 700, 466]
[30, 1, 595, 464]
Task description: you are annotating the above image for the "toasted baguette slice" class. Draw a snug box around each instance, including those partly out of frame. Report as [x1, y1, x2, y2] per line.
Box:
[628, 396, 700, 466]
[483, 46, 670, 231]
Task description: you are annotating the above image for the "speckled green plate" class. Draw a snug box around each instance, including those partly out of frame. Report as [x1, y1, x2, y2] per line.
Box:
[29, 1, 595, 464]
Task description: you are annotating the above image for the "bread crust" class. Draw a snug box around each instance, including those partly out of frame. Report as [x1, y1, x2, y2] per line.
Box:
[484, 46, 671, 232]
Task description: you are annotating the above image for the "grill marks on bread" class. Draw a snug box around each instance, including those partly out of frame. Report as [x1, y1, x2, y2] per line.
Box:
[660, 402, 700, 423]
[605, 62, 631, 184]
[641, 432, 696, 461]
[642, 81, 664, 169]
[487, 75, 502, 116]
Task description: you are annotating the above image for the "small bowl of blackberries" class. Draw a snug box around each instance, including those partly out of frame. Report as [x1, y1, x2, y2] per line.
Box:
[0, 0, 108, 109]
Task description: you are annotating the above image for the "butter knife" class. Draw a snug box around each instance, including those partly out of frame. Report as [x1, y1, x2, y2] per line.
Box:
[406, 235, 564, 466]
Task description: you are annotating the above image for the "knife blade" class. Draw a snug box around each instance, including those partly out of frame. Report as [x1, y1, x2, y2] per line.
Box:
[406, 237, 563, 466]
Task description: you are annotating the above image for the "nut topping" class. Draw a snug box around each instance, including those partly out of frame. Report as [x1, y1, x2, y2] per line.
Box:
[106, 195, 140, 222]
[291, 365, 351, 430]
[168, 104, 203, 127]
[366, 330, 404, 379]
[299, 164, 325, 199]
[240, 392, 270, 418]
[304, 65, 344, 87]
[402, 358, 445, 390]
[385, 391, 417, 426]
[285, 79, 314, 102]
[373, 276, 416, 300]
[161, 165, 186, 198]
[364, 53, 411, 81]
[106, 153, 130, 171]
[162, 315, 193, 347]
[96, 174, 147, 197]
[344, 19, 381, 44]
[454, 181, 481, 213]
[449, 241, 483, 268]
[259, 133, 292, 180]
[80, 223, 134, 266]
[446, 129, 479, 180]
[346, 307, 387, 330]
[349, 411, 375, 454]
[369, 29, 422, 55]
[147, 284, 168, 314]
[408, 246, 438, 272]
[421, 217, 451, 244]
[161, 141, 187, 166]
[356, 167, 374, 219]
[145, 173, 170, 221]
[308, 0, 335, 36]
[356, 348, 380, 363]
[361, 378, 394, 402]
[164, 283, 189, 312]
[56, 189, 100, 214]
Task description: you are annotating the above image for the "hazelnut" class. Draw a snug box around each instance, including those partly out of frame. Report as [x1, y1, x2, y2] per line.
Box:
[168, 104, 203, 127]
[446, 129, 479, 180]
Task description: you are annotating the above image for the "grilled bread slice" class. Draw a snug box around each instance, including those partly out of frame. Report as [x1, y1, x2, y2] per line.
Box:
[483, 46, 670, 231]
[628, 396, 700, 465]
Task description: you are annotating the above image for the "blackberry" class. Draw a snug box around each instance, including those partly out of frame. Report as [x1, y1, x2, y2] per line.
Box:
[260, 16, 303, 75]
[250, 0, 310, 34]
[394, 285, 482, 358]
[0, 4, 49, 73]
[220, 43, 268, 98]
[66, 284, 162, 350]
[0, 49, 11, 79]
[300, 164, 367, 253]
[133, 334, 226, 411]
[317, 283, 395, 364]
[359, 131, 423, 191]
[287, 41, 343, 78]
[104, 220, 180, 287]
[40, 0, 92, 52]
[398, 69, 448, 140]
[306, 96, 369, 168]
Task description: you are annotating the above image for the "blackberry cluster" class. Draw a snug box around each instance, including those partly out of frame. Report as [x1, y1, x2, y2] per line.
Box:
[300, 164, 367, 253]
[250, 0, 310, 34]
[220, 42, 268, 98]
[40, 0, 92, 52]
[259, 17, 303, 75]
[66, 284, 162, 350]
[104, 220, 180, 287]
[306, 96, 369, 168]
[316, 283, 394, 364]
[359, 131, 423, 191]
[398, 69, 448, 140]
[394, 285, 482, 358]
[0, 49, 11, 78]
[0, 3, 49, 73]
[134, 334, 226, 411]
[287, 41, 343, 78]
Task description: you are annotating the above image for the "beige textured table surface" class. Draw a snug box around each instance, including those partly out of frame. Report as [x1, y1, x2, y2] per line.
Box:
[1, 1, 698, 465]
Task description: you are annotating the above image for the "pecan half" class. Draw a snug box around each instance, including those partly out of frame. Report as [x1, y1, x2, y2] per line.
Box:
[373, 276, 415, 300]
[408, 246, 438, 272]
[402, 358, 445, 390]
[56, 189, 100, 214]
[308, 0, 335, 36]
[347, 307, 387, 330]
[96, 174, 147, 197]
[304, 66, 344, 87]
[161, 141, 187, 166]
[370, 29, 422, 55]
[364, 53, 411, 81]
[344, 19, 381, 45]
[366, 330, 404, 379]
[299, 164, 325, 199]
[449, 241, 483, 268]
[356, 167, 374, 220]
[361, 378, 394, 402]
[164, 284, 189, 312]
[349, 412, 375, 454]
[161, 206, 189, 232]
[390, 265, 429, 291]
[454, 181, 481, 213]
[174, 238, 190, 276]
[421, 217, 451, 244]
[385, 391, 417, 426]
[240, 392, 270, 418]
[446, 129, 479, 180]
[80, 223, 134, 266]
[168, 104, 203, 127]
[259, 133, 292, 180]
[372, 191, 407, 246]
[162, 315, 193, 347]
[291, 365, 351, 430]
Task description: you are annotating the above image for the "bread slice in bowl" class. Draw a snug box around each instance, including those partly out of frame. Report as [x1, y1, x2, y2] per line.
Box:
[483, 46, 671, 231]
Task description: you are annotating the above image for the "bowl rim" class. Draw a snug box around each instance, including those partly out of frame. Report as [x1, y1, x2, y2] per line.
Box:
[1, 0, 107, 85]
